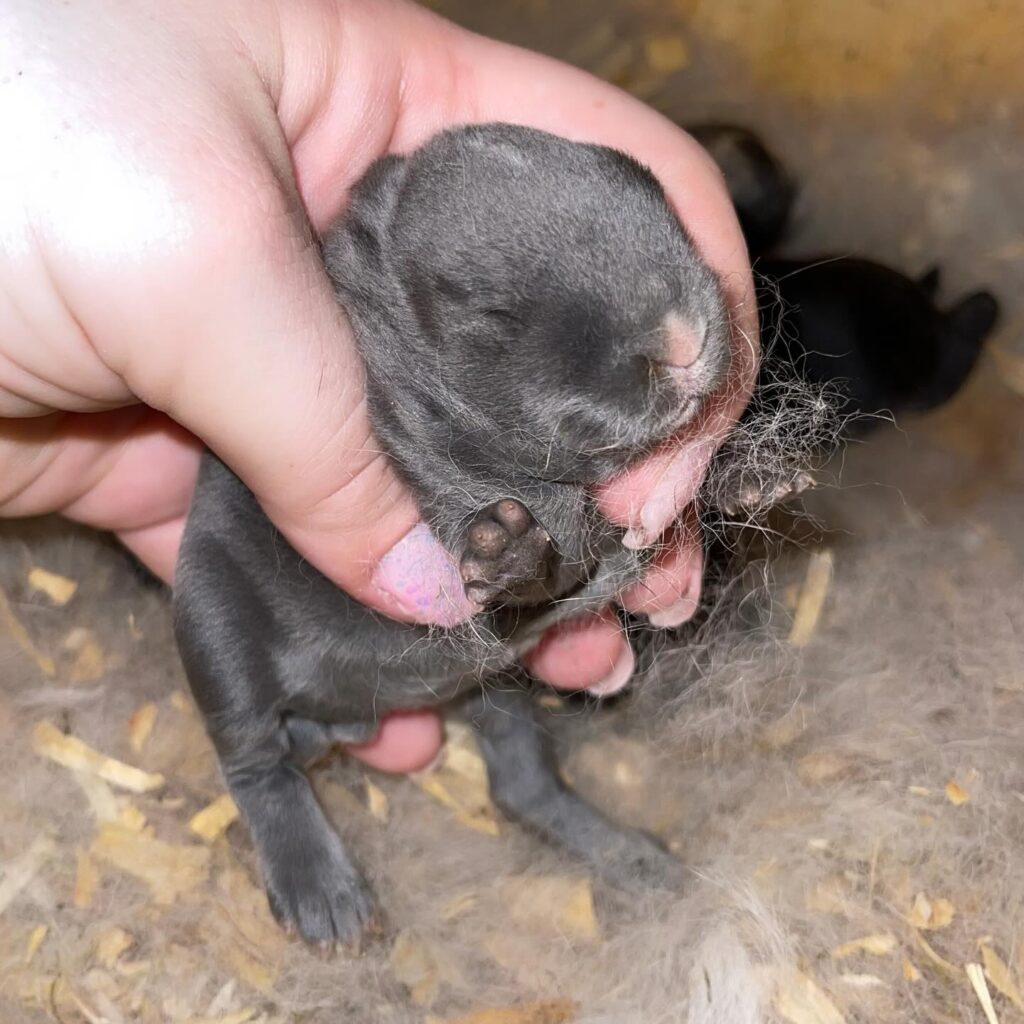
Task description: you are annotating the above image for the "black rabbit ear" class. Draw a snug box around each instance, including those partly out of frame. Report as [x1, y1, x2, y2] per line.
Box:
[917, 266, 941, 295]
[906, 291, 1000, 412]
[943, 291, 1000, 348]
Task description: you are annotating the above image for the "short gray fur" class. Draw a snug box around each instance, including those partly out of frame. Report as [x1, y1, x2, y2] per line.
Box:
[173, 124, 730, 947]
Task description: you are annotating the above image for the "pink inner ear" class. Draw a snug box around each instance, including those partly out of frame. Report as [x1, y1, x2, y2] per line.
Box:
[662, 313, 707, 368]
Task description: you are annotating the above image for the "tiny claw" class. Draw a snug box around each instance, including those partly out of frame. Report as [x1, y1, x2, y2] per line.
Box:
[792, 471, 816, 494]
[315, 940, 337, 961]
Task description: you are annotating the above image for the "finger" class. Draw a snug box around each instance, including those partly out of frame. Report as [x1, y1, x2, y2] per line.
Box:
[595, 332, 757, 546]
[618, 513, 704, 628]
[345, 710, 444, 774]
[0, 408, 198, 526]
[524, 608, 635, 698]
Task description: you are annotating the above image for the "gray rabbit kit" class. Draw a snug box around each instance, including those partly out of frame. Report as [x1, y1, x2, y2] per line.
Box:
[174, 124, 741, 949]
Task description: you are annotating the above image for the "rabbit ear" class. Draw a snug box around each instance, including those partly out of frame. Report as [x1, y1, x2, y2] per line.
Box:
[332, 153, 409, 238]
[943, 290, 1000, 349]
[320, 153, 411, 309]
[917, 265, 942, 295]
[906, 291, 1000, 411]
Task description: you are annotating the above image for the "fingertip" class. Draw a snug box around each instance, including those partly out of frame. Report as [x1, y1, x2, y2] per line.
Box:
[619, 519, 704, 624]
[524, 609, 627, 691]
[347, 710, 444, 774]
[597, 436, 716, 541]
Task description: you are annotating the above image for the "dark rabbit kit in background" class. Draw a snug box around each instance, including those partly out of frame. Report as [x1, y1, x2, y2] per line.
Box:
[692, 124, 999, 426]
[173, 123, 1000, 949]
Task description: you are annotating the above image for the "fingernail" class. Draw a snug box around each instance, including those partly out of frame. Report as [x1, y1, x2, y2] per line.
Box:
[648, 564, 703, 628]
[372, 523, 479, 628]
[586, 640, 636, 698]
[648, 594, 699, 628]
[622, 441, 716, 551]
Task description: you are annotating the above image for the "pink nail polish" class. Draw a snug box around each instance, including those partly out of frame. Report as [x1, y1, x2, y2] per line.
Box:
[372, 523, 479, 628]
[586, 641, 636, 698]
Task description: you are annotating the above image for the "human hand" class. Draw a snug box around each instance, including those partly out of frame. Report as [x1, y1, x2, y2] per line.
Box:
[0, 0, 756, 771]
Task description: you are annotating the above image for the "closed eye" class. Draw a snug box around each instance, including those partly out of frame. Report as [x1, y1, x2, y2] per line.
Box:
[480, 308, 524, 327]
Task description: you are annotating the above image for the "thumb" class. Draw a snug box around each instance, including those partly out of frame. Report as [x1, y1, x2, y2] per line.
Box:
[165, 201, 473, 624]
[77, 136, 473, 625]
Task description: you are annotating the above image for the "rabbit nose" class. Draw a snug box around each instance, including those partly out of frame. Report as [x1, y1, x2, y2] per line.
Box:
[661, 313, 707, 369]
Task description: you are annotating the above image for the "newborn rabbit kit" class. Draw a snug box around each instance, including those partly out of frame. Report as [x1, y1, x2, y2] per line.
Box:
[173, 124, 762, 948]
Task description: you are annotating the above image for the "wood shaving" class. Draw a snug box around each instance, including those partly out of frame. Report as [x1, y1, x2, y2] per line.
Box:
[643, 34, 690, 73]
[426, 1001, 577, 1024]
[94, 927, 135, 968]
[33, 719, 165, 794]
[115, 958, 150, 979]
[500, 875, 599, 943]
[24, 923, 48, 964]
[806, 876, 854, 916]
[68, 989, 114, 1024]
[72, 769, 124, 823]
[832, 933, 898, 958]
[63, 627, 107, 683]
[980, 944, 1024, 1011]
[197, 867, 288, 994]
[774, 969, 846, 1024]
[798, 751, 853, 785]
[170, 690, 195, 714]
[391, 930, 446, 1006]
[789, 550, 834, 647]
[74, 847, 99, 908]
[758, 705, 810, 750]
[441, 891, 479, 922]
[414, 722, 500, 836]
[117, 804, 148, 833]
[914, 933, 959, 977]
[907, 892, 955, 930]
[536, 694, 563, 710]
[199, 924, 277, 994]
[183, 1012, 261, 1024]
[0, 583, 56, 676]
[838, 973, 886, 988]
[214, 868, 286, 951]
[188, 794, 239, 843]
[945, 780, 970, 805]
[128, 703, 158, 754]
[967, 962, 1001, 1024]
[90, 822, 210, 905]
[902, 957, 923, 982]
[0, 834, 57, 915]
[28, 567, 78, 606]
[365, 778, 390, 823]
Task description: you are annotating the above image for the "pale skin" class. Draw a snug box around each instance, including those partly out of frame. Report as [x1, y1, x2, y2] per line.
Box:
[0, 0, 757, 772]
